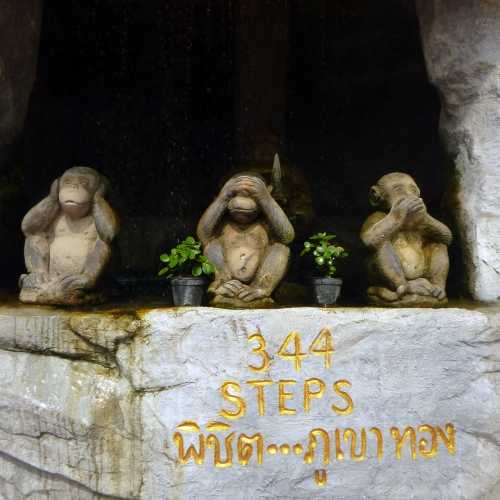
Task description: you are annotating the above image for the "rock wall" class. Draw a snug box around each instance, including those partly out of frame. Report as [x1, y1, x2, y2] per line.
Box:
[0, 0, 41, 163]
[416, 0, 500, 301]
[0, 305, 499, 499]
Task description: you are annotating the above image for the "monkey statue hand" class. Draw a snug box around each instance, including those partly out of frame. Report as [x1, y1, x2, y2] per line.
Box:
[233, 176, 270, 203]
[214, 279, 248, 298]
[237, 286, 268, 303]
[57, 273, 95, 292]
[219, 177, 242, 202]
[389, 197, 424, 225]
[406, 197, 427, 225]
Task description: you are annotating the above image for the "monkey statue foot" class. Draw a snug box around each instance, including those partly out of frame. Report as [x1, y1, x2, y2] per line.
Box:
[211, 280, 276, 308]
[19, 273, 105, 306]
[210, 293, 275, 309]
[367, 285, 448, 308]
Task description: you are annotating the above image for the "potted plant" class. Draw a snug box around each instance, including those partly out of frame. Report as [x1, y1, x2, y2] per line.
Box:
[158, 236, 215, 306]
[301, 232, 349, 306]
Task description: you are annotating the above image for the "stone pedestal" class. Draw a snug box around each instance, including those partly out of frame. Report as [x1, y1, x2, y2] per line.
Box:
[0, 304, 499, 499]
[416, 0, 500, 301]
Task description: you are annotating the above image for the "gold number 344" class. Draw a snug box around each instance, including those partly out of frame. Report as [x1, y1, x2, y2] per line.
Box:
[247, 328, 334, 372]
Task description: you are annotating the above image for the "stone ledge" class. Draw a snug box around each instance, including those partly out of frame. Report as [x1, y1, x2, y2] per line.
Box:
[0, 303, 499, 499]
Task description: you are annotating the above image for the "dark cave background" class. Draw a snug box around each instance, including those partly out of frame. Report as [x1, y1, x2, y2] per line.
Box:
[4, 0, 450, 303]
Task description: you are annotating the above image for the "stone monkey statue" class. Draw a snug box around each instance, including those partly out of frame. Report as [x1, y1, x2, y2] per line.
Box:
[360, 172, 452, 307]
[197, 166, 295, 308]
[19, 166, 119, 305]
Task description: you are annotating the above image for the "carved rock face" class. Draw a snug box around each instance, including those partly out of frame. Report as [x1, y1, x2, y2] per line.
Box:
[416, 0, 500, 300]
[1, 305, 498, 499]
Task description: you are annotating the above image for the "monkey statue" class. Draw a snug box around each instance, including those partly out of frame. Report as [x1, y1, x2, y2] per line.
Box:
[360, 172, 452, 307]
[197, 166, 295, 308]
[19, 166, 119, 305]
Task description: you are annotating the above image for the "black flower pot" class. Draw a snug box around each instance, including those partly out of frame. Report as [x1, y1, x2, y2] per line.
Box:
[170, 276, 207, 306]
[310, 277, 343, 306]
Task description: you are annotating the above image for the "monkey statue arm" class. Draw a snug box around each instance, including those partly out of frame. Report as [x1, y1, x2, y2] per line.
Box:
[197, 185, 233, 245]
[361, 198, 422, 248]
[241, 177, 294, 244]
[422, 215, 453, 246]
[21, 179, 60, 237]
[21, 180, 61, 283]
[258, 194, 295, 244]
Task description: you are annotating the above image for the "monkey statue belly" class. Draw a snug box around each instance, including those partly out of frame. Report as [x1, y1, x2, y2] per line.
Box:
[197, 169, 294, 308]
[19, 166, 119, 305]
[223, 222, 269, 284]
[361, 172, 452, 307]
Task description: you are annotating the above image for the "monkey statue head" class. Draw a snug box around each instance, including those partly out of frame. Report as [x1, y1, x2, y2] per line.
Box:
[227, 173, 273, 224]
[57, 166, 107, 219]
[369, 172, 421, 211]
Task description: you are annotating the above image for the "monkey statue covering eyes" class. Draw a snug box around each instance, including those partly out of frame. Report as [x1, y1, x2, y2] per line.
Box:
[19, 166, 119, 305]
[360, 172, 452, 307]
[197, 159, 295, 308]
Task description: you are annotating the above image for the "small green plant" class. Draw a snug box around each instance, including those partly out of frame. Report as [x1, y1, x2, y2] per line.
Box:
[158, 236, 215, 278]
[301, 232, 348, 278]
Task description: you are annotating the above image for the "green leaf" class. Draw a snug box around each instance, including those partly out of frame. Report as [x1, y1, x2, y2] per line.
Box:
[160, 253, 170, 263]
[192, 265, 202, 276]
[169, 254, 178, 267]
[202, 262, 214, 275]
[158, 267, 169, 276]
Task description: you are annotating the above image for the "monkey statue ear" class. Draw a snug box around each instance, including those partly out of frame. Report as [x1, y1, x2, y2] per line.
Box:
[267, 184, 274, 194]
[369, 185, 383, 207]
[50, 178, 60, 200]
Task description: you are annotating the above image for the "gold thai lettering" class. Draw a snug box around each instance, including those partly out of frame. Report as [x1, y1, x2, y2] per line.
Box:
[279, 444, 291, 455]
[173, 431, 206, 465]
[207, 432, 235, 468]
[206, 422, 231, 432]
[370, 427, 384, 461]
[237, 433, 264, 465]
[304, 428, 330, 465]
[437, 423, 456, 455]
[267, 444, 278, 455]
[335, 428, 345, 460]
[314, 469, 328, 486]
[391, 426, 417, 460]
[344, 428, 367, 462]
[418, 424, 438, 458]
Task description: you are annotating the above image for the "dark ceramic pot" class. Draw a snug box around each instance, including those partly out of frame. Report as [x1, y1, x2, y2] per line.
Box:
[310, 277, 343, 306]
[170, 276, 207, 306]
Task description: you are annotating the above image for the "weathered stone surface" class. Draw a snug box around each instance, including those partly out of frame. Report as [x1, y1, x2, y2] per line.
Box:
[0, 307, 140, 368]
[1, 305, 499, 499]
[416, 0, 500, 301]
